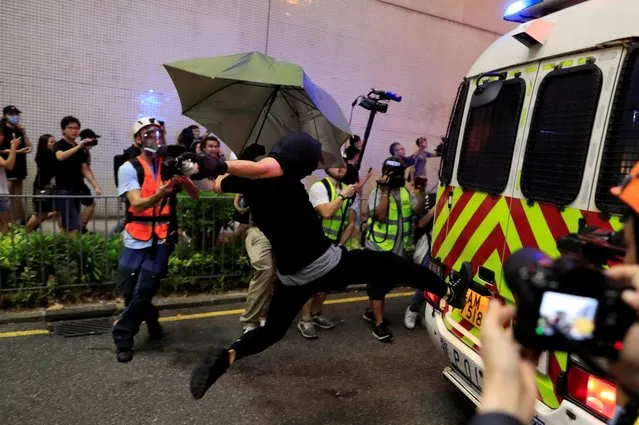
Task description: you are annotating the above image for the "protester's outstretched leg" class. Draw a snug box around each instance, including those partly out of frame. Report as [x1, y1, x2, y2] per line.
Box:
[345, 249, 470, 309]
[190, 279, 317, 399]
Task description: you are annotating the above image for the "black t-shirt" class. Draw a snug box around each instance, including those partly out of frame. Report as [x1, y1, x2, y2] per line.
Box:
[0, 122, 27, 180]
[34, 149, 57, 190]
[220, 168, 331, 275]
[53, 139, 88, 191]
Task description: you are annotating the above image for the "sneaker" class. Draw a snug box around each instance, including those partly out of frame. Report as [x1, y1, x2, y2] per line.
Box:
[116, 348, 134, 363]
[296, 320, 318, 339]
[404, 306, 419, 330]
[259, 319, 266, 327]
[311, 313, 334, 329]
[373, 323, 393, 342]
[362, 309, 390, 325]
[448, 261, 472, 309]
[190, 347, 230, 400]
[362, 308, 375, 323]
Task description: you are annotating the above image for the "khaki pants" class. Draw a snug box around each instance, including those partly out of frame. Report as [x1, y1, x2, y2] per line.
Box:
[240, 226, 275, 326]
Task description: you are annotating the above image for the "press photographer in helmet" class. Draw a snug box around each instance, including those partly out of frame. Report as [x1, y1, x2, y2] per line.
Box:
[362, 156, 427, 341]
[111, 117, 199, 364]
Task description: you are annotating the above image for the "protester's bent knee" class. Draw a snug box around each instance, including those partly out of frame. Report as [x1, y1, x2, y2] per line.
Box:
[117, 266, 139, 299]
[136, 268, 160, 300]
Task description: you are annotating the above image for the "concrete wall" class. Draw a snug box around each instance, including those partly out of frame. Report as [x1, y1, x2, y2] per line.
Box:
[1, 0, 514, 215]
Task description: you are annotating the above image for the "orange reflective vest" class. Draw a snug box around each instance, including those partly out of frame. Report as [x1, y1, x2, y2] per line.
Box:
[124, 157, 171, 241]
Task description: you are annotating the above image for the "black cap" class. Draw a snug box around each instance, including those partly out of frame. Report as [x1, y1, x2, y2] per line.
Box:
[3, 105, 21, 115]
[79, 129, 101, 139]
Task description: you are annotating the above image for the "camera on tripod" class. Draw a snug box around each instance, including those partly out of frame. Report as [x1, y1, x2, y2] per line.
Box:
[504, 228, 635, 359]
[358, 89, 402, 113]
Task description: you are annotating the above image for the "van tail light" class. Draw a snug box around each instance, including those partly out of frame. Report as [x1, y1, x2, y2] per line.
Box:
[424, 292, 450, 314]
[566, 364, 617, 420]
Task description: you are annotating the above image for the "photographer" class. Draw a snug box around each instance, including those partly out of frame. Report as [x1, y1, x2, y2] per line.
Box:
[77, 128, 103, 234]
[362, 156, 426, 342]
[185, 131, 471, 400]
[111, 117, 197, 363]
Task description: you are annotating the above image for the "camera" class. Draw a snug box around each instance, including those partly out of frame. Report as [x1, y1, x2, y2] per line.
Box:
[84, 139, 99, 147]
[379, 156, 406, 189]
[504, 228, 635, 359]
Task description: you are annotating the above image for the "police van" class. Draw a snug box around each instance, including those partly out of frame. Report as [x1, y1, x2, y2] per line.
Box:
[424, 0, 639, 424]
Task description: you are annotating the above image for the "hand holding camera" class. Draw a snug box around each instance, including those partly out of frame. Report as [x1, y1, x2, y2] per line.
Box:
[340, 184, 356, 199]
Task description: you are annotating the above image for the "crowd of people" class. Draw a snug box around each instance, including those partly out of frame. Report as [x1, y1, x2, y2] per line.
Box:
[0, 105, 229, 236]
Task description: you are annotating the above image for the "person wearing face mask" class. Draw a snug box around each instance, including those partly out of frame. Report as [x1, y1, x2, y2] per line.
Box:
[111, 117, 198, 363]
[361, 156, 427, 342]
[296, 166, 357, 339]
[183, 131, 471, 400]
[1, 106, 32, 225]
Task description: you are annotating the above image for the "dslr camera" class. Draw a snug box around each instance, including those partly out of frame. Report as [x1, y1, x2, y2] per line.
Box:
[504, 227, 635, 359]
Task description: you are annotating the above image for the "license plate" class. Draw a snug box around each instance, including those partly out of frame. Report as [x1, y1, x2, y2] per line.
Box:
[443, 339, 483, 389]
[460, 289, 489, 328]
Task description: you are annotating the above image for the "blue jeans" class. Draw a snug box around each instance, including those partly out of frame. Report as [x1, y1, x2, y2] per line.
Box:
[55, 190, 81, 231]
[112, 244, 170, 350]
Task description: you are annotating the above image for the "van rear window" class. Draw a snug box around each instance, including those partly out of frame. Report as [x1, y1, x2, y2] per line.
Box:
[596, 49, 639, 214]
[521, 64, 602, 206]
[439, 80, 470, 185]
[457, 78, 525, 194]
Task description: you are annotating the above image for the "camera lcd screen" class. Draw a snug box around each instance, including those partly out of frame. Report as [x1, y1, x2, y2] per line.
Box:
[536, 291, 599, 341]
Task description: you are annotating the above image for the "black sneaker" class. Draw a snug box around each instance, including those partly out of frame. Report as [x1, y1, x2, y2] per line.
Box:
[373, 323, 393, 342]
[362, 308, 375, 323]
[448, 261, 472, 309]
[116, 348, 134, 363]
[190, 347, 230, 400]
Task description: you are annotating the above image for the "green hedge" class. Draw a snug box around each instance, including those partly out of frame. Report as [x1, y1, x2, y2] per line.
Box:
[0, 195, 251, 309]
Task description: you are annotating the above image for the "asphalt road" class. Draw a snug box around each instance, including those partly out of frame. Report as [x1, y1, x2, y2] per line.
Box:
[0, 293, 474, 425]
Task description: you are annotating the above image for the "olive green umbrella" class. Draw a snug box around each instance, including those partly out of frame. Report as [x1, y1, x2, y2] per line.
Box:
[164, 51, 351, 167]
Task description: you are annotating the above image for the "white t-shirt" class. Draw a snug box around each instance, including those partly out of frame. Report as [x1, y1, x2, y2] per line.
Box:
[309, 179, 356, 212]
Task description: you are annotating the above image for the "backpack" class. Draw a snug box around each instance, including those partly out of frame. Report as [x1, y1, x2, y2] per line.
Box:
[114, 147, 142, 187]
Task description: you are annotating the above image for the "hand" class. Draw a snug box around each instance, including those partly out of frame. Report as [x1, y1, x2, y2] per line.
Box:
[23, 146, 33, 154]
[10, 135, 21, 150]
[479, 301, 539, 424]
[604, 265, 639, 393]
[341, 184, 356, 199]
[376, 174, 390, 186]
[16, 147, 29, 154]
[95, 187, 103, 196]
[79, 138, 91, 147]
[156, 181, 175, 198]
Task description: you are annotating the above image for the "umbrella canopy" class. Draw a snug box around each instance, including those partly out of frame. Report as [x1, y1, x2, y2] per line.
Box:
[164, 51, 352, 168]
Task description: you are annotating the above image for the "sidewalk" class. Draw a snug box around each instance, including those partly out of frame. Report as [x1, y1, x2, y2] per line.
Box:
[0, 284, 374, 325]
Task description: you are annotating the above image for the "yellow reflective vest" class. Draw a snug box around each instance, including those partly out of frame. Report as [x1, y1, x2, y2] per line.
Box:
[319, 178, 350, 243]
[366, 187, 412, 252]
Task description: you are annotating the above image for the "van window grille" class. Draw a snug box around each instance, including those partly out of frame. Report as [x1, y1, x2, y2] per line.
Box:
[521, 64, 602, 206]
[439, 80, 470, 185]
[457, 78, 525, 194]
[596, 49, 639, 214]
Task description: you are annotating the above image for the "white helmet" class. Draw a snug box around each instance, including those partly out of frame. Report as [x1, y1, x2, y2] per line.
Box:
[132, 117, 162, 138]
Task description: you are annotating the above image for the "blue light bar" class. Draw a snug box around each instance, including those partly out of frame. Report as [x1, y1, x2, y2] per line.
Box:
[504, 0, 543, 20]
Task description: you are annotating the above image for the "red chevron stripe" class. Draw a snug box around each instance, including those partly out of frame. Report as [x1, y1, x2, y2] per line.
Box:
[539, 203, 570, 239]
[435, 186, 452, 219]
[432, 190, 475, 255]
[444, 195, 500, 268]
[584, 211, 614, 231]
[510, 198, 539, 249]
[547, 353, 564, 403]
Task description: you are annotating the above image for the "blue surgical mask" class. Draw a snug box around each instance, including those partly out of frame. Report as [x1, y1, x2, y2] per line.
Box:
[6, 115, 20, 126]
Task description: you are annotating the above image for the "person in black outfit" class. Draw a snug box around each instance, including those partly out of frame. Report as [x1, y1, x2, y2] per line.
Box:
[1, 105, 32, 225]
[26, 134, 58, 233]
[53, 116, 92, 235]
[184, 132, 472, 399]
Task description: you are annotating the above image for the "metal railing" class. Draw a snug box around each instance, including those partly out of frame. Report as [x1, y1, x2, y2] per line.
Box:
[0, 194, 247, 293]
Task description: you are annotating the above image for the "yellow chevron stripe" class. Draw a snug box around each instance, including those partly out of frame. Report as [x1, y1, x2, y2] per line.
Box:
[554, 351, 568, 370]
[561, 208, 583, 233]
[434, 186, 450, 240]
[537, 374, 560, 408]
[610, 215, 624, 232]
[522, 202, 561, 257]
[438, 192, 488, 260]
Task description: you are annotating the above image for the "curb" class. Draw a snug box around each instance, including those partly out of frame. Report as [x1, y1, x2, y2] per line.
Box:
[0, 284, 370, 326]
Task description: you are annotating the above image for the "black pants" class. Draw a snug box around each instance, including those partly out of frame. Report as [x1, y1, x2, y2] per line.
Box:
[112, 244, 169, 350]
[229, 248, 446, 360]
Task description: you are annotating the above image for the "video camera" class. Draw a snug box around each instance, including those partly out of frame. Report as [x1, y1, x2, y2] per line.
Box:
[379, 156, 406, 189]
[156, 145, 196, 181]
[358, 88, 402, 114]
[504, 228, 635, 359]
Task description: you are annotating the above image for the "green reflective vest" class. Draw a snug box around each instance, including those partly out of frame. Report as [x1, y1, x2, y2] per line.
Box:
[320, 178, 350, 243]
[366, 187, 412, 252]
